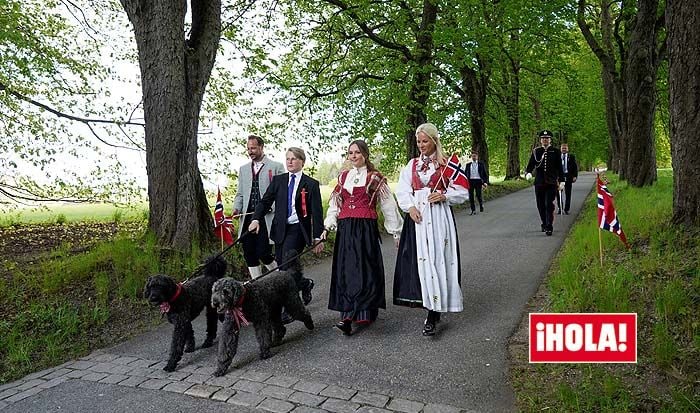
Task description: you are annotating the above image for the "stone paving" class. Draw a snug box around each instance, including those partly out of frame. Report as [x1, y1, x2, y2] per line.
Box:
[0, 350, 467, 413]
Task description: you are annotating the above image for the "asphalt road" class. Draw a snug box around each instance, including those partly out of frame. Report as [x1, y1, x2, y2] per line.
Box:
[4, 173, 595, 413]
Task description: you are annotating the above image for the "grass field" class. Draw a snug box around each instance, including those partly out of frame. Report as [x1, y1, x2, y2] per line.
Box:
[0, 203, 148, 226]
[510, 170, 699, 412]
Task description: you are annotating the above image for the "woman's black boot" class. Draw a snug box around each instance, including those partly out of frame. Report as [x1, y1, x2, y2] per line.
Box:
[335, 320, 352, 336]
[423, 310, 437, 336]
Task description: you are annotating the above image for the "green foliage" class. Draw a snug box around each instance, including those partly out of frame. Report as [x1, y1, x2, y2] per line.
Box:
[513, 170, 700, 411]
[53, 213, 67, 225]
[0, 302, 87, 381]
[1, 0, 145, 205]
[556, 368, 633, 412]
[0, 225, 205, 383]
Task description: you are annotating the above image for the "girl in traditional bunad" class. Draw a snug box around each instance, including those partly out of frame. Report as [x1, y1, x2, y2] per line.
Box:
[322, 140, 403, 336]
[393, 123, 469, 336]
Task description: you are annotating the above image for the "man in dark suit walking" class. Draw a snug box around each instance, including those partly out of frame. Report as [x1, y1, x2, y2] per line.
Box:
[558, 143, 578, 215]
[525, 130, 565, 236]
[465, 150, 489, 215]
[249, 147, 324, 305]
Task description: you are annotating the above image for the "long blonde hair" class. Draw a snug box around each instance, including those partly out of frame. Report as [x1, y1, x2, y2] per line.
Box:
[416, 123, 447, 165]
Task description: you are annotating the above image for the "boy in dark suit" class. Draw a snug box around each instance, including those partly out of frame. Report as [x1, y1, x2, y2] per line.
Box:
[249, 147, 324, 305]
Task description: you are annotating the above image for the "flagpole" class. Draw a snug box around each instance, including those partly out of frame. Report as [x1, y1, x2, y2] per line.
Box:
[598, 227, 603, 267]
[596, 172, 603, 266]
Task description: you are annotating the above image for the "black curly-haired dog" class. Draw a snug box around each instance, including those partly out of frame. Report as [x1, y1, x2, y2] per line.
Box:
[143, 255, 227, 372]
[211, 268, 315, 377]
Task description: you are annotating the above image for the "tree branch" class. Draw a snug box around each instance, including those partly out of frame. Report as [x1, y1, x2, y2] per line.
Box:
[0, 182, 97, 204]
[1, 81, 144, 151]
[322, 0, 414, 61]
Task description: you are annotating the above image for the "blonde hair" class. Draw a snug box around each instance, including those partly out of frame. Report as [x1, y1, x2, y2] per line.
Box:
[415, 123, 447, 165]
[286, 147, 306, 163]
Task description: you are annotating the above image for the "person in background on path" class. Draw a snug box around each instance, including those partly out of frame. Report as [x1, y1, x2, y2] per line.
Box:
[321, 140, 403, 336]
[557, 143, 578, 215]
[249, 147, 324, 314]
[393, 123, 469, 337]
[465, 150, 489, 215]
[232, 135, 285, 279]
[525, 130, 565, 236]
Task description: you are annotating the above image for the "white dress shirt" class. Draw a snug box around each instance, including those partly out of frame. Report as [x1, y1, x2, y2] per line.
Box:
[287, 172, 302, 224]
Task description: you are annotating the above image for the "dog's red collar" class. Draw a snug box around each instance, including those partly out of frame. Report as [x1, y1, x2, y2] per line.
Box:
[234, 287, 246, 307]
[170, 283, 183, 302]
[160, 283, 183, 314]
[227, 287, 250, 330]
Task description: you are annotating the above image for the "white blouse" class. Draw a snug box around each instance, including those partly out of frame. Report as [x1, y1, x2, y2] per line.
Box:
[395, 159, 469, 212]
[324, 166, 404, 237]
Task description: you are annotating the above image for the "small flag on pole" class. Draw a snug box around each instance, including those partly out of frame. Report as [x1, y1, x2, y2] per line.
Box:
[214, 187, 235, 246]
[597, 176, 630, 249]
[442, 154, 470, 189]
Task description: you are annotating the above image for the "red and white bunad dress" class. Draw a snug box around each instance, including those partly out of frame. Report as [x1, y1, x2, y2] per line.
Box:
[393, 154, 469, 313]
[324, 166, 403, 324]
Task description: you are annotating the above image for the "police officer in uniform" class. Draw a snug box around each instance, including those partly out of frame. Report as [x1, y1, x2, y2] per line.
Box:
[525, 130, 565, 236]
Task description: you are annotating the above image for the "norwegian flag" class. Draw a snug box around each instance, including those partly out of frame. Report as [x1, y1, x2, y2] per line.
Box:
[213, 187, 235, 245]
[442, 154, 470, 189]
[597, 176, 630, 249]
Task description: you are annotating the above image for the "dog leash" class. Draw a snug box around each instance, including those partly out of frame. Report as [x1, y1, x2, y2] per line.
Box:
[188, 230, 251, 278]
[243, 239, 325, 285]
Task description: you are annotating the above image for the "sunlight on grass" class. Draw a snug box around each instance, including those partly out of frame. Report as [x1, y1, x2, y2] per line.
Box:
[0, 203, 148, 226]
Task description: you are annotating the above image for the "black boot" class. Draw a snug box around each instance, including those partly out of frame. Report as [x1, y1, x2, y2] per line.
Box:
[335, 320, 352, 336]
[423, 311, 438, 336]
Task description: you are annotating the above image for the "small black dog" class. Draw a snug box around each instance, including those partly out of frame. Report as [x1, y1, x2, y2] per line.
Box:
[211, 268, 314, 377]
[143, 255, 226, 372]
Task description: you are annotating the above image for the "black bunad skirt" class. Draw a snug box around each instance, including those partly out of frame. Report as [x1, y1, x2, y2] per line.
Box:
[393, 212, 461, 308]
[328, 218, 386, 320]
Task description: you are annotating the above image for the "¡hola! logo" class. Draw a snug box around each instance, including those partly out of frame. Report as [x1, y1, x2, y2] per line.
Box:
[529, 313, 637, 363]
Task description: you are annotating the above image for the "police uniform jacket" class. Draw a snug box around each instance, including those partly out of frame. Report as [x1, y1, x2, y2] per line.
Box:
[525, 146, 565, 186]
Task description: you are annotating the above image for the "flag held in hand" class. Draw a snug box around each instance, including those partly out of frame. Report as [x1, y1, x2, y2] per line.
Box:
[442, 154, 470, 189]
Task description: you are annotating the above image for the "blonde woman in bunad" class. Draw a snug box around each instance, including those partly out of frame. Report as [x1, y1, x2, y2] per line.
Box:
[321, 140, 403, 336]
[393, 123, 469, 336]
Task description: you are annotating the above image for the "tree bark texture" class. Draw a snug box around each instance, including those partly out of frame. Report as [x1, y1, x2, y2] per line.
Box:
[120, 0, 221, 251]
[623, 0, 660, 187]
[502, 41, 521, 180]
[460, 59, 490, 177]
[668, 0, 700, 227]
[405, 0, 437, 161]
[578, 0, 624, 174]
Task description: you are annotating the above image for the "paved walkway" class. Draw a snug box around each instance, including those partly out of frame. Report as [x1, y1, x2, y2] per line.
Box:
[0, 174, 596, 413]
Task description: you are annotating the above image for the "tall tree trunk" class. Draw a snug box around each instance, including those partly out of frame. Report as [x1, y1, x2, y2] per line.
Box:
[578, 0, 624, 174]
[404, 0, 438, 160]
[460, 59, 490, 176]
[668, 0, 700, 227]
[120, 0, 221, 251]
[624, 0, 660, 186]
[601, 68, 625, 173]
[503, 45, 521, 180]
